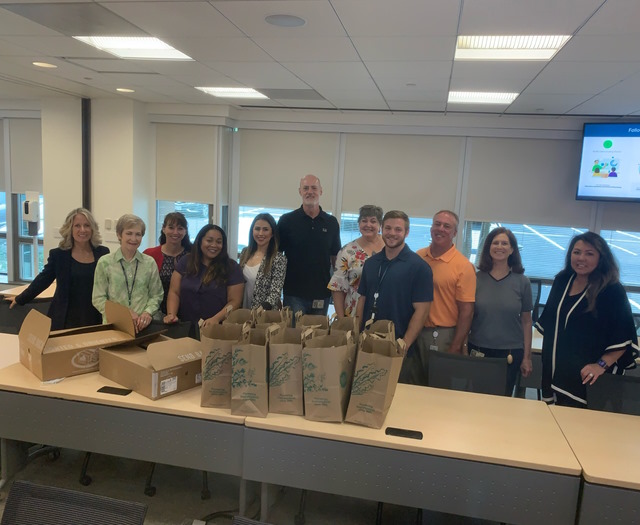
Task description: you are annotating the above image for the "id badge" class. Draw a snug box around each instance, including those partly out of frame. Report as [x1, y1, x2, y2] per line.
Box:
[312, 299, 325, 309]
[470, 349, 485, 358]
[429, 344, 439, 351]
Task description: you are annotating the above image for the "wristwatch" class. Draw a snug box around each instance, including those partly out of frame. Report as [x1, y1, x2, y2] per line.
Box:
[597, 359, 609, 370]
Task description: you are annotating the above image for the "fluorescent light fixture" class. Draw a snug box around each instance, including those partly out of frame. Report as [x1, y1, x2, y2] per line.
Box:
[32, 62, 57, 68]
[455, 35, 571, 60]
[195, 87, 268, 99]
[73, 36, 192, 60]
[448, 91, 518, 104]
[116, 88, 135, 93]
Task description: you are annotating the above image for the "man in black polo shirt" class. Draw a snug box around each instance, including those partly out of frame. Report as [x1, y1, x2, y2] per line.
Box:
[278, 174, 341, 318]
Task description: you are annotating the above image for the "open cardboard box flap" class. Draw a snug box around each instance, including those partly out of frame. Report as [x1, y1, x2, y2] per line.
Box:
[19, 301, 138, 381]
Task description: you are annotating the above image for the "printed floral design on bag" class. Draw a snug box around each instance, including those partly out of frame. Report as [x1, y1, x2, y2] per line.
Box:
[350, 363, 388, 395]
[269, 353, 301, 387]
[232, 348, 256, 388]
[302, 351, 327, 392]
[203, 349, 231, 381]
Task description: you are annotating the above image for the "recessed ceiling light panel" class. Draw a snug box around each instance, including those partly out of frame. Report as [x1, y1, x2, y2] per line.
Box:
[73, 36, 192, 60]
[195, 87, 268, 99]
[448, 91, 518, 104]
[33, 62, 57, 68]
[455, 35, 571, 60]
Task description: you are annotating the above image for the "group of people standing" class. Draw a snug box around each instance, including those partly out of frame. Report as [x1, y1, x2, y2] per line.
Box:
[12, 173, 639, 408]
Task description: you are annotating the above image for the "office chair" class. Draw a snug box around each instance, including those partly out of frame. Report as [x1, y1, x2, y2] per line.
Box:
[515, 353, 542, 400]
[586, 373, 640, 416]
[427, 350, 508, 396]
[633, 313, 640, 336]
[529, 278, 542, 324]
[0, 300, 50, 334]
[1, 480, 147, 525]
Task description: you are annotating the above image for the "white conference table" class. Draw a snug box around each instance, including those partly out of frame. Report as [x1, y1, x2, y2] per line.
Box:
[550, 405, 640, 525]
[0, 282, 56, 300]
[244, 385, 581, 525]
[0, 335, 247, 507]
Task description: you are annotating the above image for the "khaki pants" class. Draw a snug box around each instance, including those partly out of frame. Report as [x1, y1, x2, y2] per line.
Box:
[400, 327, 456, 386]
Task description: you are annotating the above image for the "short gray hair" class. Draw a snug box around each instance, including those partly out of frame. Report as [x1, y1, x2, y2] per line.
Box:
[116, 214, 146, 237]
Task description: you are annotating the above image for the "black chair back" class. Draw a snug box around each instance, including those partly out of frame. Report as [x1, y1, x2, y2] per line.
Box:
[586, 373, 640, 416]
[1, 480, 147, 525]
[529, 278, 542, 323]
[427, 350, 508, 396]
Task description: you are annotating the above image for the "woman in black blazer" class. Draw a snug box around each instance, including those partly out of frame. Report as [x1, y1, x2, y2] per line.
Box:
[11, 208, 109, 329]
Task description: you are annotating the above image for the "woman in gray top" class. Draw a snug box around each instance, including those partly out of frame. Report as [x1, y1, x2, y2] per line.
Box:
[468, 227, 533, 395]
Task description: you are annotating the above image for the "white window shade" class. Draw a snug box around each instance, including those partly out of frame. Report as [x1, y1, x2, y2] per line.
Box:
[239, 130, 338, 209]
[0, 122, 4, 192]
[9, 119, 42, 194]
[600, 201, 640, 232]
[342, 133, 463, 218]
[465, 137, 592, 226]
[156, 124, 217, 203]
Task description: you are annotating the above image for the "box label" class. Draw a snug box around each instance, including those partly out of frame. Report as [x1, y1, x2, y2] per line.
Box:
[160, 376, 178, 396]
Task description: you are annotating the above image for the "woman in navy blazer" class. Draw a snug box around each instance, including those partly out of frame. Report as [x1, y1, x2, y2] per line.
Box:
[11, 208, 109, 329]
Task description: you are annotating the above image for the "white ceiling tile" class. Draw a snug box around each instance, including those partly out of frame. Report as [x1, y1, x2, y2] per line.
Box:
[381, 88, 448, 103]
[459, 0, 604, 34]
[212, 0, 347, 37]
[332, 0, 460, 37]
[166, 37, 272, 62]
[206, 62, 311, 89]
[525, 61, 640, 95]
[365, 61, 451, 91]
[0, 38, 42, 57]
[578, 0, 640, 36]
[315, 88, 387, 109]
[506, 93, 593, 114]
[283, 62, 377, 91]
[554, 35, 640, 62]
[253, 37, 358, 62]
[388, 100, 446, 112]
[450, 61, 547, 92]
[446, 103, 508, 115]
[352, 36, 456, 61]
[568, 94, 640, 116]
[7, 36, 114, 59]
[102, 1, 245, 38]
[0, 6, 62, 36]
[66, 58, 155, 73]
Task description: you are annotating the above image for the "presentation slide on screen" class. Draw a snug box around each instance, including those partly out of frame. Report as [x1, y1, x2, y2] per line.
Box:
[577, 124, 640, 200]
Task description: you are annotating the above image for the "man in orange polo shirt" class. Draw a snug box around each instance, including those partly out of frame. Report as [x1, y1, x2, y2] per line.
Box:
[407, 210, 476, 385]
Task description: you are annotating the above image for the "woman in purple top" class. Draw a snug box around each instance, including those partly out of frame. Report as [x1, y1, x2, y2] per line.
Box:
[164, 224, 244, 333]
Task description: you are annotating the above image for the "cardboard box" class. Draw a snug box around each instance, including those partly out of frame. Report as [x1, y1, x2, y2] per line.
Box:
[19, 301, 137, 381]
[99, 337, 202, 400]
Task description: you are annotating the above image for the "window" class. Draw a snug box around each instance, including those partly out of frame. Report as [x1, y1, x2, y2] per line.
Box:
[16, 193, 44, 281]
[156, 200, 212, 244]
[600, 229, 640, 314]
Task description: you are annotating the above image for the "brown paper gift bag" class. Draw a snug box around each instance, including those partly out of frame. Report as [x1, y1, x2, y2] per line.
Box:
[330, 314, 360, 338]
[200, 323, 243, 408]
[255, 306, 293, 328]
[364, 319, 395, 341]
[223, 308, 255, 327]
[267, 326, 310, 415]
[295, 311, 329, 336]
[231, 327, 269, 417]
[302, 332, 356, 422]
[345, 334, 406, 429]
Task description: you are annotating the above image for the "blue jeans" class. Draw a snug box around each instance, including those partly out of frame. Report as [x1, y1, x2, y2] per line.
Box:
[284, 295, 330, 326]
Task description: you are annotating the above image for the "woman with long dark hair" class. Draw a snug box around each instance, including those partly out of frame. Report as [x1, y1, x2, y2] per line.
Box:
[238, 213, 286, 309]
[468, 227, 533, 395]
[164, 224, 244, 331]
[143, 212, 192, 315]
[537, 231, 638, 407]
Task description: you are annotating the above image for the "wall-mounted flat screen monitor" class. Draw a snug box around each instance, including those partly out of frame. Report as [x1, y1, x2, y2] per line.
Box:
[577, 123, 640, 202]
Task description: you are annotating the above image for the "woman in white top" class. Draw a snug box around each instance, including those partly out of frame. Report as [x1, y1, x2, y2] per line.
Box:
[238, 213, 287, 310]
[328, 205, 385, 317]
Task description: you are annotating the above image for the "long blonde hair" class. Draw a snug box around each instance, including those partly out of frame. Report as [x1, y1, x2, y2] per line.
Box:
[58, 208, 102, 250]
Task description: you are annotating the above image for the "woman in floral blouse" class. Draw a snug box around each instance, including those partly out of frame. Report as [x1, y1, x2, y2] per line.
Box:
[328, 205, 384, 317]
